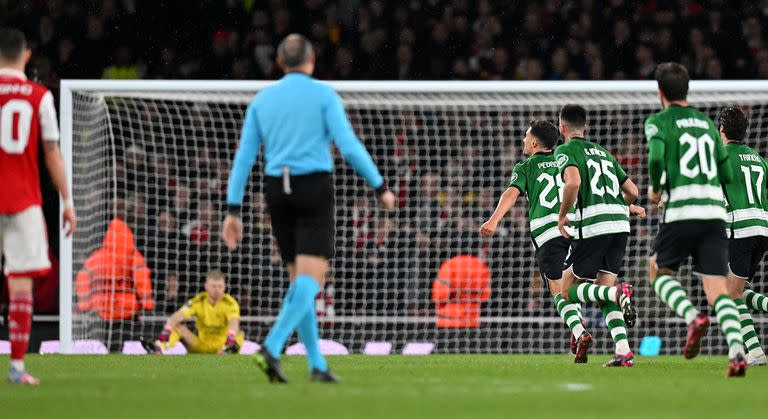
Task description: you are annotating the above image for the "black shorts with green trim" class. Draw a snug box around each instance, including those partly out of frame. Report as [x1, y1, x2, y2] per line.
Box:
[535, 236, 571, 281]
[564, 233, 628, 280]
[652, 220, 727, 276]
[728, 235, 768, 281]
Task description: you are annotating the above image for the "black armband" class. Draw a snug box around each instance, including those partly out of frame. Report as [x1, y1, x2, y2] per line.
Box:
[227, 204, 242, 216]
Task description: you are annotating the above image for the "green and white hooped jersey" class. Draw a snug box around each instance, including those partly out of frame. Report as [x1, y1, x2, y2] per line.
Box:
[644, 105, 728, 223]
[508, 152, 574, 247]
[554, 138, 630, 240]
[723, 142, 768, 238]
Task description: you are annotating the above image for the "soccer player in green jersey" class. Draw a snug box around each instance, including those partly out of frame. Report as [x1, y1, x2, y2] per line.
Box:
[718, 105, 768, 366]
[555, 104, 643, 367]
[645, 62, 746, 377]
[481, 120, 592, 363]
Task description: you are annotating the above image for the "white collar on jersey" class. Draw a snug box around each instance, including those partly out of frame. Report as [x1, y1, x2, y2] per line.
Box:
[0, 68, 28, 80]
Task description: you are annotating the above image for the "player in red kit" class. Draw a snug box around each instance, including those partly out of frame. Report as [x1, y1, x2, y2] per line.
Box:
[0, 28, 76, 385]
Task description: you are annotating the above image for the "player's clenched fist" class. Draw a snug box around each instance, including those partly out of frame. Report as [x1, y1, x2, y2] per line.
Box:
[629, 204, 646, 218]
[479, 219, 498, 237]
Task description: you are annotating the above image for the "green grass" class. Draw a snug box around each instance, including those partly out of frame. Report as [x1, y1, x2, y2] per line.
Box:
[2, 354, 765, 418]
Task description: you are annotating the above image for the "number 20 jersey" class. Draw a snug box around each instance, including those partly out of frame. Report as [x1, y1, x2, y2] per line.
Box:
[0, 69, 59, 215]
[644, 105, 728, 224]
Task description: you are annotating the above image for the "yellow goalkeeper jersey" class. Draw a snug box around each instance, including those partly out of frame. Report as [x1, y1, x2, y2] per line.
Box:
[180, 292, 240, 338]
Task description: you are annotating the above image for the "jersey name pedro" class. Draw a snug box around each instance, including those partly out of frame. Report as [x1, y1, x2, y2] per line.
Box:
[554, 138, 629, 240]
[723, 142, 768, 238]
[644, 105, 728, 223]
[509, 152, 573, 247]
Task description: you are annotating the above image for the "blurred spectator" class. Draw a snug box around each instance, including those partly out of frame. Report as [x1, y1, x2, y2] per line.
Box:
[75, 218, 154, 351]
[102, 46, 144, 79]
[182, 201, 217, 245]
[145, 210, 183, 313]
[75, 218, 154, 321]
[3, 1, 764, 82]
[432, 245, 491, 328]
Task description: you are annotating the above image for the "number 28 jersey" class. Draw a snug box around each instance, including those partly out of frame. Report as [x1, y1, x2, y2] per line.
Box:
[508, 151, 574, 247]
[554, 138, 630, 240]
[644, 105, 728, 224]
[0, 69, 59, 215]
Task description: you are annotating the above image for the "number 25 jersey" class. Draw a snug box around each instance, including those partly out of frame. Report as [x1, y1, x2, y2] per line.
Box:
[555, 138, 630, 240]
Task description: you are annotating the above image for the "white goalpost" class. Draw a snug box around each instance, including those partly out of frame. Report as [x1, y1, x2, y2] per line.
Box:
[58, 79, 768, 355]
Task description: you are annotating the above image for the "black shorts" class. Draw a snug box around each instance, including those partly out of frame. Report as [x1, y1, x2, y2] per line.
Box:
[652, 220, 727, 276]
[264, 172, 335, 263]
[535, 237, 571, 281]
[564, 233, 628, 280]
[728, 236, 768, 281]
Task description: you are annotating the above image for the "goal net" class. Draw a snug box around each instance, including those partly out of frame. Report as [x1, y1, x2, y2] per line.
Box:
[60, 80, 768, 355]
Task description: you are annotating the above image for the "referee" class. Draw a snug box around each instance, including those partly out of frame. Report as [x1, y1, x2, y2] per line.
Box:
[222, 34, 395, 384]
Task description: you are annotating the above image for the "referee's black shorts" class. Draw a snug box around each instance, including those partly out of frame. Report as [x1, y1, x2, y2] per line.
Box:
[264, 172, 335, 263]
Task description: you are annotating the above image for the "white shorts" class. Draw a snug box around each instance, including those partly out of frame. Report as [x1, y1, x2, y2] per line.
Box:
[0, 205, 51, 278]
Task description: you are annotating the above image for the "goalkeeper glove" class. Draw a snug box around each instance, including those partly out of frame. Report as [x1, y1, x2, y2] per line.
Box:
[158, 325, 173, 343]
[222, 332, 239, 354]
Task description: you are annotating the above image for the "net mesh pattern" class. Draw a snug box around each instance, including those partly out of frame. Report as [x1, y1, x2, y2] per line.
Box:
[68, 87, 768, 354]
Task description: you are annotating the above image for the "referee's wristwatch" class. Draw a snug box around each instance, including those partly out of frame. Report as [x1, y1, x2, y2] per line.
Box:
[227, 204, 241, 216]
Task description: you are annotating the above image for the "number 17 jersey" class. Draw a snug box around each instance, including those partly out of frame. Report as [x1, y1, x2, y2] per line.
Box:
[644, 105, 728, 224]
[0, 69, 59, 215]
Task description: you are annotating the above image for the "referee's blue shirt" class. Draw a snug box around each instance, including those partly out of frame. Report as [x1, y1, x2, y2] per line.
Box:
[226, 72, 384, 206]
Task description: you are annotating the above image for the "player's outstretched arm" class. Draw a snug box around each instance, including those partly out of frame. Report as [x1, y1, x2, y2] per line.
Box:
[43, 142, 76, 236]
[558, 166, 580, 238]
[480, 187, 520, 237]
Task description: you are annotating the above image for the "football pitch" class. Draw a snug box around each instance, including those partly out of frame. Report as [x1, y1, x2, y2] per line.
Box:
[3, 354, 765, 418]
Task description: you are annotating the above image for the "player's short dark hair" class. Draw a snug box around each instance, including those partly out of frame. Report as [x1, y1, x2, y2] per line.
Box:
[655, 62, 689, 101]
[277, 33, 313, 68]
[719, 105, 748, 143]
[529, 120, 560, 150]
[0, 27, 26, 62]
[559, 104, 587, 128]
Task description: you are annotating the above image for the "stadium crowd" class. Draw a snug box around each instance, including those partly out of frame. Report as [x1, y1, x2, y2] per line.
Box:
[1, 0, 762, 321]
[2, 0, 767, 88]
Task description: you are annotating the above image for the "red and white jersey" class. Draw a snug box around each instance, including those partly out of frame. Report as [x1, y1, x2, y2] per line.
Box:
[0, 68, 59, 214]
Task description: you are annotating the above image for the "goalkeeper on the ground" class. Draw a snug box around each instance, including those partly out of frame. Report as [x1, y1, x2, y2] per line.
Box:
[142, 270, 244, 354]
